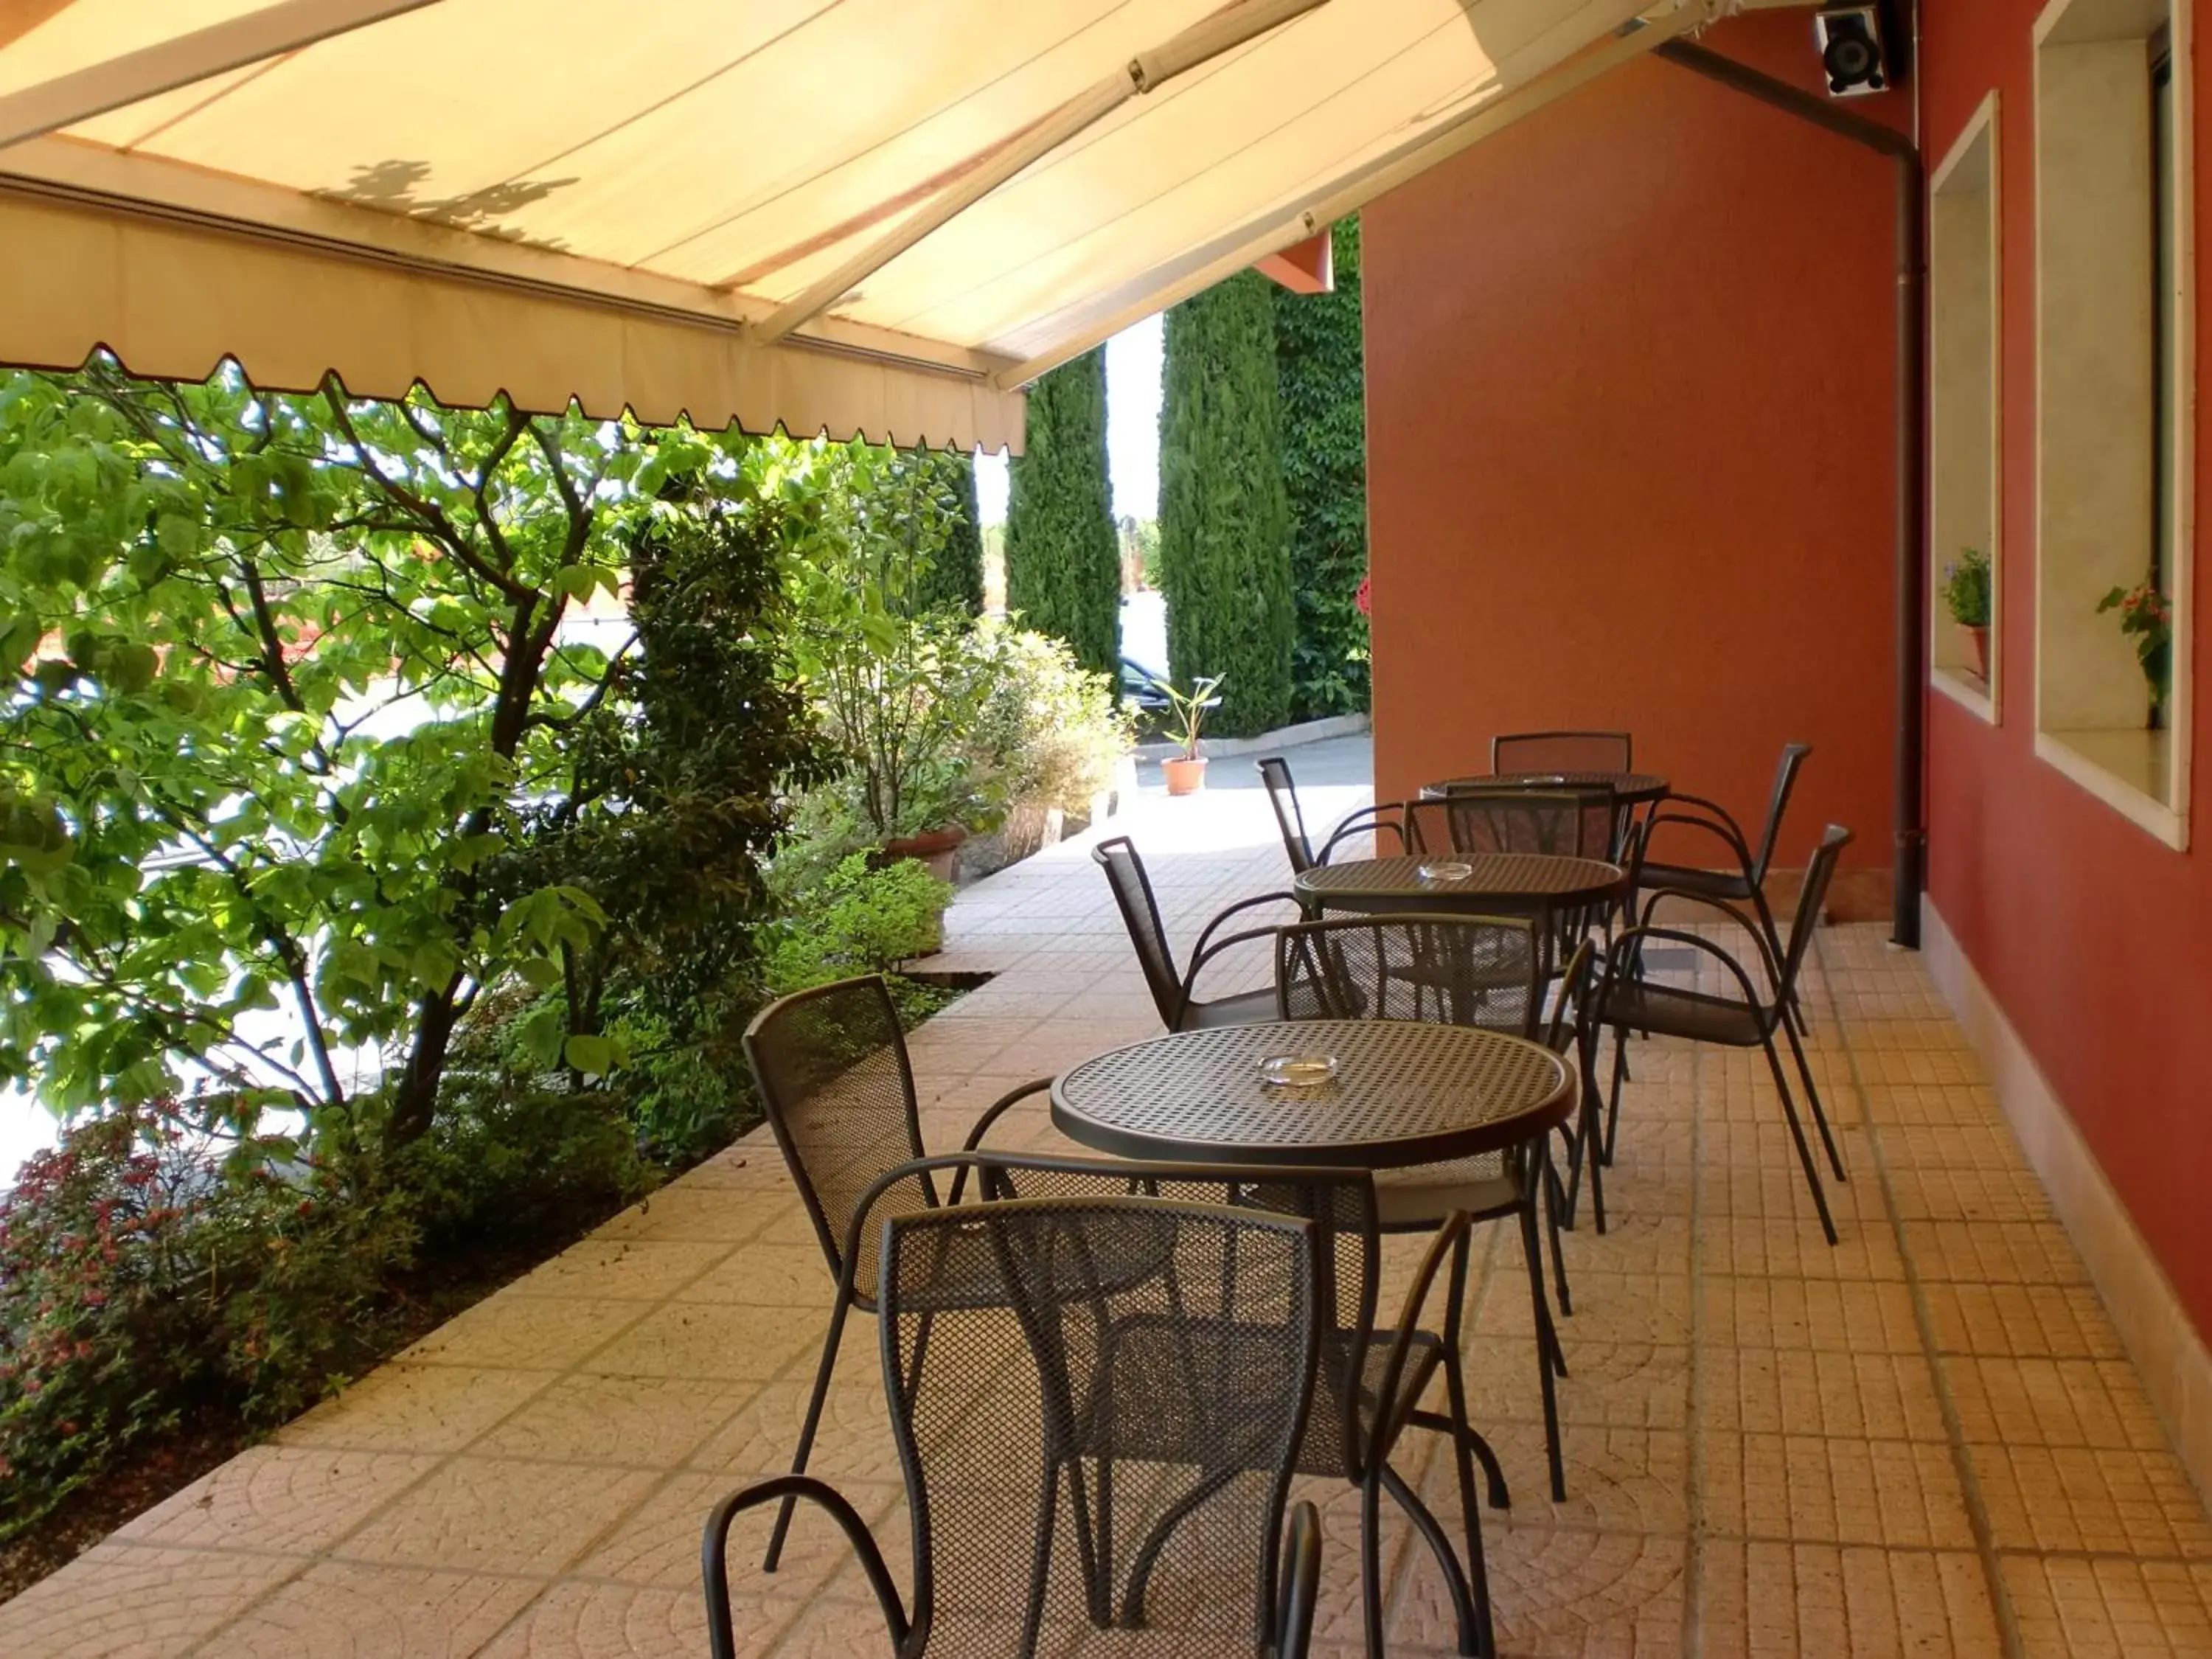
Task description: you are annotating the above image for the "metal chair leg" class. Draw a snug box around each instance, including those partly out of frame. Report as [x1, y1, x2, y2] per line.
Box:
[1780, 1015, 1847, 1182]
[1759, 1033, 1839, 1246]
[1749, 881, 1806, 1035]
[1542, 1147, 1574, 1317]
[765, 1294, 850, 1571]
[1602, 1027, 1627, 1166]
[1520, 1197, 1568, 1502]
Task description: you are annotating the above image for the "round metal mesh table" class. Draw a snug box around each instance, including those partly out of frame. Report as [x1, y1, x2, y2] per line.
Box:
[1419, 769, 1669, 805]
[1053, 1018, 1573, 1168]
[1293, 852, 1626, 917]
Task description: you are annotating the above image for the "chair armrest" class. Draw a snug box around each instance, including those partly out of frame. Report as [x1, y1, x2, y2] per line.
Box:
[1182, 893, 1302, 1009]
[1639, 809, 1756, 877]
[1189, 891, 1303, 967]
[703, 1475, 907, 1658]
[1633, 887, 1784, 996]
[1315, 805, 1406, 863]
[1546, 938, 1596, 1054]
[1664, 791, 1752, 845]
[953, 1079, 1054, 1200]
[1276, 1499, 1324, 1659]
[1599, 924, 1770, 1022]
[1365, 1210, 1474, 1473]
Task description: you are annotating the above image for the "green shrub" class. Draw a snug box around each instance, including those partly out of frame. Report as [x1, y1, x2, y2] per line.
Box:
[761, 853, 953, 1023]
[908, 448, 985, 618]
[1006, 349, 1121, 675]
[962, 624, 1133, 821]
[1160, 271, 1295, 737]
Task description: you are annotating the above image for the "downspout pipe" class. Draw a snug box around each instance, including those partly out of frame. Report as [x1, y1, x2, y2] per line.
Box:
[1655, 40, 1927, 948]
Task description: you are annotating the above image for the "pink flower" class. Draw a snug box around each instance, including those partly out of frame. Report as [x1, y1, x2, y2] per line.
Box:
[1354, 574, 1372, 618]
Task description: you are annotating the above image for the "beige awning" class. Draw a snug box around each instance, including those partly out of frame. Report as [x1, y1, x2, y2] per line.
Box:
[0, 0, 1720, 450]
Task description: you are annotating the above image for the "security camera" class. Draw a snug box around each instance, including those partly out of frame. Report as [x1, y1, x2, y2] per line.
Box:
[1815, 6, 1890, 97]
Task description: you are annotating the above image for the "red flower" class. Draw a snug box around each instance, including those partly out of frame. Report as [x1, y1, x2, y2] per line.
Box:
[1354, 574, 1373, 618]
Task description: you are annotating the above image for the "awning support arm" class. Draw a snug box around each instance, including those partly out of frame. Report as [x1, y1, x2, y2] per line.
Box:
[751, 0, 1333, 346]
[1655, 39, 1928, 950]
[0, 0, 442, 151]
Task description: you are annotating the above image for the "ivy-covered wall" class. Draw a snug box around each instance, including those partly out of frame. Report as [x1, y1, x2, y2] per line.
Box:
[1274, 218, 1371, 718]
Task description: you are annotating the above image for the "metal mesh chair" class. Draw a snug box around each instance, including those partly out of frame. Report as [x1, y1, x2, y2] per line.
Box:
[1632, 742, 1812, 1032]
[1273, 913, 1578, 1502]
[1425, 783, 1618, 866]
[1490, 729, 1632, 773]
[703, 1194, 1329, 1659]
[740, 975, 1024, 1571]
[1256, 754, 1407, 875]
[1094, 835, 1296, 1030]
[891, 1148, 1500, 1658]
[1596, 824, 1854, 1245]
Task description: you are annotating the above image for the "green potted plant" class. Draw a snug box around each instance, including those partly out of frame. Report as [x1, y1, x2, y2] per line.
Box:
[1153, 674, 1223, 797]
[1941, 547, 1992, 681]
[2097, 578, 2173, 720]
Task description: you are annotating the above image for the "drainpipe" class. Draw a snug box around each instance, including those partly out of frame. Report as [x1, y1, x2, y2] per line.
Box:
[1654, 40, 1927, 949]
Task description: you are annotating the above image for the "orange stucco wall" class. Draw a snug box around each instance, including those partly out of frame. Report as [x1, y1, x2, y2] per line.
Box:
[1363, 15, 1902, 880]
[1920, 0, 2212, 1346]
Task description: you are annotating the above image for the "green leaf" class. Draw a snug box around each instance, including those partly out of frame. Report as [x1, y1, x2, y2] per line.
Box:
[563, 1032, 617, 1077]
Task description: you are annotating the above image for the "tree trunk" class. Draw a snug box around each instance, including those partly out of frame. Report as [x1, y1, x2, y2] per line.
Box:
[387, 984, 462, 1147]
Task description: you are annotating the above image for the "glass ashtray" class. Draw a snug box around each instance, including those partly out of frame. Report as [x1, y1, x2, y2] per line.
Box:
[1258, 1054, 1338, 1088]
[1416, 860, 1473, 884]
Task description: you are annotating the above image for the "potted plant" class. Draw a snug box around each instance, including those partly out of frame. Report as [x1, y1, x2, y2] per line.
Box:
[1154, 674, 1223, 797]
[2096, 578, 2174, 722]
[1941, 547, 1992, 680]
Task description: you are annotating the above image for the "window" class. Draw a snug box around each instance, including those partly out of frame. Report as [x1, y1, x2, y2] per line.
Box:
[1930, 97, 2000, 719]
[2033, 0, 2194, 847]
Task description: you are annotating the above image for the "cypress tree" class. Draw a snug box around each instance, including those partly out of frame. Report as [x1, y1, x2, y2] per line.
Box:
[908, 448, 984, 617]
[1159, 270, 1293, 737]
[1274, 218, 1370, 718]
[1004, 349, 1119, 675]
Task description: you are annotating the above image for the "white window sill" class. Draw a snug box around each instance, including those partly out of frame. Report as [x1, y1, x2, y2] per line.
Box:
[2035, 726, 2188, 849]
[1932, 665, 1997, 723]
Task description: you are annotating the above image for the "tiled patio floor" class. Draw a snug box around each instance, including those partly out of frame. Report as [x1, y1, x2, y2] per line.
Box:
[3, 754, 2208, 1657]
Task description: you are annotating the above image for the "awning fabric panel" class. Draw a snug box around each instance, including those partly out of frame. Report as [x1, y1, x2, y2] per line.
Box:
[0, 0, 1691, 444]
[0, 188, 1025, 449]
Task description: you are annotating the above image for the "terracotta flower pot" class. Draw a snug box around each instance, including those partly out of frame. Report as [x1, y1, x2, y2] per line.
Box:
[1161, 756, 1208, 797]
[1958, 623, 1990, 681]
[877, 824, 967, 885]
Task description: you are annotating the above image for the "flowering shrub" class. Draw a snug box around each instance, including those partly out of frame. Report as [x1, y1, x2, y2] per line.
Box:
[2097, 580, 2173, 705]
[0, 1107, 413, 1541]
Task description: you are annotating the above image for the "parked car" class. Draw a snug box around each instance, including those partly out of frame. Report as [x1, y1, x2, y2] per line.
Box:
[1120, 656, 1171, 714]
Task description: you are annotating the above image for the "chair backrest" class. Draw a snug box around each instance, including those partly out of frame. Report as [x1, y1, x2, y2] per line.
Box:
[742, 975, 928, 1302]
[1775, 824, 1854, 1001]
[946, 1152, 1381, 1483]
[1257, 755, 1314, 874]
[1276, 914, 1543, 1037]
[1437, 786, 1613, 860]
[881, 1194, 1321, 1655]
[1492, 729, 1632, 774]
[1093, 836, 1184, 1026]
[1748, 742, 1815, 881]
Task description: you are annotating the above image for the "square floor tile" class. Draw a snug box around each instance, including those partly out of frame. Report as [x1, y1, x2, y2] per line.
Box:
[112, 1445, 438, 1554]
[205, 1561, 546, 1658]
[1698, 1539, 2002, 1657]
[335, 1457, 660, 1576]
[1698, 1434, 1974, 1548]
